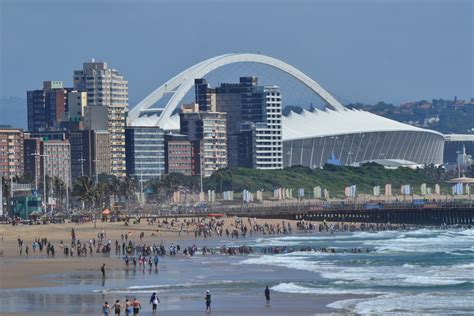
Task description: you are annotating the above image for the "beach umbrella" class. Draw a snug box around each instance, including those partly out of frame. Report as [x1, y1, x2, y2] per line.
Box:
[102, 208, 111, 215]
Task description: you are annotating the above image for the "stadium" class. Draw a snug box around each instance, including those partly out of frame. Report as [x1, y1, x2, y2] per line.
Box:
[282, 108, 444, 168]
[129, 53, 445, 168]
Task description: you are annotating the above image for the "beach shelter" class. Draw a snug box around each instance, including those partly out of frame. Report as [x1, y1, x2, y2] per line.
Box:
[28, 210, 42, 220]
[447, 176, 474, 184]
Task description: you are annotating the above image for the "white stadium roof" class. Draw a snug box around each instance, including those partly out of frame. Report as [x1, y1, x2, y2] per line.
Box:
[132, 107, 444, 141]
[130, 113, 180, 130]
[282, 108, 443, 141]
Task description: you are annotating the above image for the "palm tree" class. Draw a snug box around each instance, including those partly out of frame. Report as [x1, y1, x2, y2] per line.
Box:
[72, 176, 95, 211]
[120, 176, 138, 211]
[107, 176, 121, 205]
[52, 177, 65, 211]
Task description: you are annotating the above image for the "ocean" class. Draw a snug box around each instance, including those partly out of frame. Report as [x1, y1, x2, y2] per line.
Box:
[240, 229, 474, 314]
[1, 228, 473, 315]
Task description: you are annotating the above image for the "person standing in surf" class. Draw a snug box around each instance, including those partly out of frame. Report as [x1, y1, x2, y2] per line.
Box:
[132, 298, 141, 316]
[149, 292, 160, 313]
[204, 290, 211, 312]
[265, 285, 271, 305]
[124, 299, 132, 316]
[112, 299, 122, 316]
[102, 301, 111, 316]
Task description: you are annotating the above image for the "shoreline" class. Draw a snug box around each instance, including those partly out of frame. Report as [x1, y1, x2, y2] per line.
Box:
[0, 217, 314, 289]
[1, 221, 472, 315]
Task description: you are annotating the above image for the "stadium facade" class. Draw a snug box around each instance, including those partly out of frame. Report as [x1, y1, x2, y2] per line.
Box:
[129, 53, 446, 169]
[283, 109, 445, 167]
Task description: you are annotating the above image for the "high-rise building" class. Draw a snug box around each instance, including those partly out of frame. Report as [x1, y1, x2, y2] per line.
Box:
[41, 140, 71, 186]
[26, 81, 62, 131]
[125, 126, 165, 181]
[179, 103, 227, 177]
[27, 81, 71, 131]
[0, 127, 24, 179]
[27, 89, 47, 132]
[73, 59, 128, 177]
[27, 81, 87, 132]
[67, 91, 88, 128]
[23, 136, 42, 186]
[164, 134, 195, 176]
[254, 86, 283, 169]
[194, 77, 283, 169]
[195, 78, 216, 112]
[70, 130, 110, 180]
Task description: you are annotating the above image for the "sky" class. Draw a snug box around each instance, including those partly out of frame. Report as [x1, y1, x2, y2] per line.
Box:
[0, 0, 473, 127]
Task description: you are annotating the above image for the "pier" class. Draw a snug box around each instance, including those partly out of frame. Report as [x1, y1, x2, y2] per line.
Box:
[216, 201, 474, 225]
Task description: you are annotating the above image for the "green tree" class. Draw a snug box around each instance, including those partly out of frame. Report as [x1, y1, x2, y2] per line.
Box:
[52, 177, 65, 211]
[119, 176, 138, 211]
[72, 176, 95, 211]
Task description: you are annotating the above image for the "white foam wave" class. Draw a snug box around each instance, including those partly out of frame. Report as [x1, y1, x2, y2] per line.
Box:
[98, 280, 253, 294]
[401, 275, 467, 286]
[328, 292, 474, 315]
[254, 230, 399, 244]
[271, 282, 385, 296]
[239, 253, 474, 287]
[367, 233, 474, 253]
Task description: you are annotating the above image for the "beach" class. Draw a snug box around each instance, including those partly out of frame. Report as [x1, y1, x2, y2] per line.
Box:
[0, 218, 354, 315]
[1, 218, 474, 315]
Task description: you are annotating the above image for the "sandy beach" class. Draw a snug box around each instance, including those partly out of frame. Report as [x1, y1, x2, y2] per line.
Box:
[0, 217, 307, 289]
[0, 217, 357, 315]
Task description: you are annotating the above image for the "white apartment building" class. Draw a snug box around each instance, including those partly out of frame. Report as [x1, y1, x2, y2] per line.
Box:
[73, 59, 128, 177]
[253, 86, 283, 169]
[42, 140, 71, 186]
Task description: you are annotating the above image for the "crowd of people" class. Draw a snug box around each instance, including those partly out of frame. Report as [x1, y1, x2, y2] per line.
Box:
[5, 215, 442, 315]
[12, 217, 397, 260]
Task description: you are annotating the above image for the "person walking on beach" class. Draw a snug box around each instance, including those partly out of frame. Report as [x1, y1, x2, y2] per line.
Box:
[150, 292, 160, 313]
[264, 285, 271, 305]
[112, 299, 122, 316]
[125, 299, 132, 316]
[204, 290, 211, 312]
[102, 301, 111, 316]
[101, 263, 106, 278]
[132, 298, 141, 316]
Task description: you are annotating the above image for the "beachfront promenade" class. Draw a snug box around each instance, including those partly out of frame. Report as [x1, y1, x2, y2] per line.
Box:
[125, 200, 474, 225]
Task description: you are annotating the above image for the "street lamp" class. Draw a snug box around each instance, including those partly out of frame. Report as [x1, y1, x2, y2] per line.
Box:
[78, 153, 86, 177]
[6, 151, 16, 216]
[31, 152, 40, 192]
[7, 152, 15, 201]
[34, 153, 49, 212]
[197, 151, 204, 203]
[456, 149, 463, 178]
[139, 156, 144, 205]
[93, 159, 100, 185]
[199, 152, 204, 193]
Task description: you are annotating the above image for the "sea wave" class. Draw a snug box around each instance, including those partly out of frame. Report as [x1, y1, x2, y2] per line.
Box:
[95, 280, 255, 294]
[239, 252, 474, 287]
[271, 282, 386, 296]
[328, 292, 474, 315]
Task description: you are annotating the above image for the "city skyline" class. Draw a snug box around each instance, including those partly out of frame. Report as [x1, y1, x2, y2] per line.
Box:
[1, 0, 472, 129]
